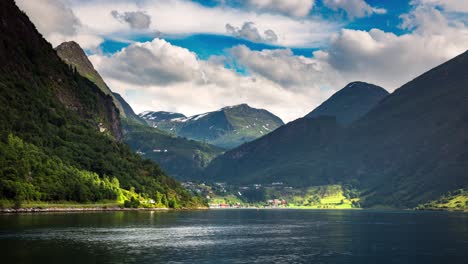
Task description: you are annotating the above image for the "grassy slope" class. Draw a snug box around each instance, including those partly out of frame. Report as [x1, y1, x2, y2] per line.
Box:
[416, 189, 468, 211]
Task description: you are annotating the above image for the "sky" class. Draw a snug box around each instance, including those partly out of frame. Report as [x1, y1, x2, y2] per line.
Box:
[16, 0, 468, 122]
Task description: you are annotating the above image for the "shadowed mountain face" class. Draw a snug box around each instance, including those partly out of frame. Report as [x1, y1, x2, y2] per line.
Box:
[55, 41, 124, 115]
[140, 104, 284, 149]
[306, 82, 389, 125]
[205, 51, 468, 207]
[55, 41, 146, 125]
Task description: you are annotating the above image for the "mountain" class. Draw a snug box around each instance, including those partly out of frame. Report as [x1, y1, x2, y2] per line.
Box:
[140, 104, 284, 149]
[55, 39, 222, 180]
[55, 41, 123, 114]
[205, 52, 468, 208]
[55, 41, 146, 125]
[306, 82, 389, 125]
[0, 0, 202, 208]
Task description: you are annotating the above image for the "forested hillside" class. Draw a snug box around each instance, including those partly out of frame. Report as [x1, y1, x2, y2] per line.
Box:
[0, 0, 203, 208]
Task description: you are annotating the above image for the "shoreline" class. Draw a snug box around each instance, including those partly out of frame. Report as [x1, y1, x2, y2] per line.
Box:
[0, 206, 466, 214]
[0, 207, 210, 214]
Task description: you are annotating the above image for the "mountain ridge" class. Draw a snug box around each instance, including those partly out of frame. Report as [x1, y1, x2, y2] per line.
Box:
[140, 104, 284, 149]
[306, 81, 389, 125]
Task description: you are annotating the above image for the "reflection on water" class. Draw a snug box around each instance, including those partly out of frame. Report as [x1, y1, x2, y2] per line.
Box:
[0, 210, 467, 263]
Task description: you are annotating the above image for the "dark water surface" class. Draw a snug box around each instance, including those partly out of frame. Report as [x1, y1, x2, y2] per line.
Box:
[0, 210, 467, 263]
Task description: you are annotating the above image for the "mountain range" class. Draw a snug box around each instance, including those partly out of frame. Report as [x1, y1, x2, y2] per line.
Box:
[205, 53, 468, 208]
[140, 104, 284, 149]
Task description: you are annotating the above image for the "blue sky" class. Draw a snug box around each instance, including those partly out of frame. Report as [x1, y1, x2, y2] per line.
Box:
[17, 0, 468, 121]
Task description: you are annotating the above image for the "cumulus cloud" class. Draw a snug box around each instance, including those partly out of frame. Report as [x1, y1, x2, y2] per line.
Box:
[90, 1, 467, 122]
[415, 0, 468, 13]
[89, 38, 329, 122]
[245, 0, 315, 17]
[229, 4, 468, 92]
[111, 10, 151, 29]
[19, 0, 467, 122]
[323, 0, 387, 18]
[91, 39, 200, 86]
[65, 0, 337, 48]
[226, 22, 278, 43]
[15, 0, 103, 50]
[229, 45, 337, 89]
[18, 0, 338, 49]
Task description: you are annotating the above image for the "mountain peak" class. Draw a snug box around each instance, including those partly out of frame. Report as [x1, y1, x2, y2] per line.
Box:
[222, 103, 249, 110]
[306, 81, 389, 125]
[140, 105, 284, 148]
[55, 41, 94, 70]
[56, 41, 81, 50]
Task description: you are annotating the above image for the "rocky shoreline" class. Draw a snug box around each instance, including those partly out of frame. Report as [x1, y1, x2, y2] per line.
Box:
[0, 207, 174, 213]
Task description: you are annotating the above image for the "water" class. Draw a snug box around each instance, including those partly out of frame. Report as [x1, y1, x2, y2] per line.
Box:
[0, 210, 467, 263]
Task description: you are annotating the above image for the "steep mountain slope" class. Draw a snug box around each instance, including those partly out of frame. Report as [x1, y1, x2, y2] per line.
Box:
[0, 0, 201, 207]
[140, 104, 284, 149]
[205, 53, 468, 208]
[55, 41, 146, 125]
[112, 92, 146, 125]
[55, 42, 125, 115]
[306, 82, 389, 125]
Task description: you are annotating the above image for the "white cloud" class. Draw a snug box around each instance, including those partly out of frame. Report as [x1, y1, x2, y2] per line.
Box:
[227, 3, 468, 93]
[67, 0, 338, 48]
[16, 0, 338, 49]
[323, 0, 387, 18]
[90, 38, 330, 122]
[226, 22, 278, 43]
[111, 10, 151, 29]
[229, 45, 338, 89]
[91, 39, 201, 86]
[17, 0, 468, 122]
[415, 0, 468, 13]
[245, 0, 315, 17]
[15, 0, 103, 50]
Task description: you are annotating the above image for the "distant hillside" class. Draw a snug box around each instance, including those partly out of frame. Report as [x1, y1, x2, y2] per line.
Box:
[0, 0, 202, 208]
[123, 120, 223, 180]
[205, 51, 468, 208]
[306, 82, 388, 125]
[140, 104, 284, 149]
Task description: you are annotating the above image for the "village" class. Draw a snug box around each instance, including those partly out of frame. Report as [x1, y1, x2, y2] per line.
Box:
[182, 181, 292, 208]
